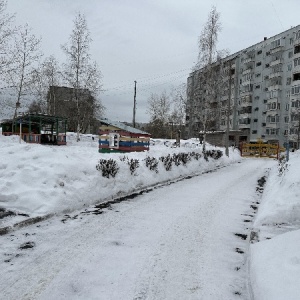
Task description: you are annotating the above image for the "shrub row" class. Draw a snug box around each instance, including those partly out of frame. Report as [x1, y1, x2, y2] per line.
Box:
[96, 149, 223, 178]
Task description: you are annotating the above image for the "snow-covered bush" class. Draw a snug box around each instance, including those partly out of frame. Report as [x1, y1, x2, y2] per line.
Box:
[96, 159, 119, 178]
[205, 149, 223, 160]
[190, 151, 202, 160]
[127, 158, 140, 175]
[159, 154, 173, 171]
[145, 156, 159, 173]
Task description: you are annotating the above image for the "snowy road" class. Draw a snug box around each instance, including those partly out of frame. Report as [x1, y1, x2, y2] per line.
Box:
[0, 158, 275, 300]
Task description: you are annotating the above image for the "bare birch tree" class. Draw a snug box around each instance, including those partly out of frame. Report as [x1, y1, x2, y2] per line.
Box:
[170, 83, 187, 136]
[6, 23, 42, 120]
[195, 6, 221, 153]
[29, 55, 61, 114]
[146, 91, 171, 138]
[61, 12, 103, 140]
[0, 0, 16, 82]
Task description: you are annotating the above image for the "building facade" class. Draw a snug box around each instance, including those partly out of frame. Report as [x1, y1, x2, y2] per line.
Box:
[47, 86, 97, 133]
[186, 25, 300, 147]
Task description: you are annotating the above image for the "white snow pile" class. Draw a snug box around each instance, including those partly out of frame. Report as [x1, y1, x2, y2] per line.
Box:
[250, 150, 300, 300]
[0, 132, 240, 223]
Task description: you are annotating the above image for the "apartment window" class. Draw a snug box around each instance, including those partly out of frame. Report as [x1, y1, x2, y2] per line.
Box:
[255, 96, 260, 100]
[286, 103, 289, 111]
[294, 45, 300, 54]
[256, 73, 261, 77]
[257, 50, 262, 55]
[289, 51, 293, 58]
[294, 57, 300, 67]
[290, 38, 294, 45]
[265, 63, 270, 68]
[239, 118, 251, 125]
[291, 100, 300, 108]
[290, 128, 298, 135]
[267, 115, 279, 123]
[271, 39, 281, 49]
[293, 73, 300, 81]
[296, 31, 300, 40]
[255, 84, 261, 89]
[256, 61, 262, 67]
[267, 102, 278, 110]
[287, 77, 292, 85]
[284, 116, 289, 123]
[268, 90, 278, 99]
[252, 130, 258, 134]
[254, 107, 259, 111]
[291, 85, 300, 95]
[266, 51, 270, 56]
[254, 119, 258, 122]
[288, 63, 292, 71]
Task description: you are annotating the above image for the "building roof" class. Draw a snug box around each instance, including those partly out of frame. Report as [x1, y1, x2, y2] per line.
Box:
[1, 113, 67, 125]
[100, 118, 150, 135]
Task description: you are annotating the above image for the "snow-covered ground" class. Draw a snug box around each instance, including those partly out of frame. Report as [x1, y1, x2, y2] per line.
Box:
[0, 132, 240, 223]
[0, 131, 299, 299]
[249, 150, 300, 300]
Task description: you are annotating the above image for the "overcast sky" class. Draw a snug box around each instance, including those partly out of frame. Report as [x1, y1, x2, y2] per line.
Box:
[5, 0, 300, 123]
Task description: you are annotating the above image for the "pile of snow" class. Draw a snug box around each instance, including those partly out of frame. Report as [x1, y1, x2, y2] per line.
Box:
[253, 151, 300, 226]
[0, 133, 241, 224]
[250, 150, 300, 300]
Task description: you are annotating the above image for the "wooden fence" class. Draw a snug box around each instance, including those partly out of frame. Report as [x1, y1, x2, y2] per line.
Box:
[240, 141, 284, 159]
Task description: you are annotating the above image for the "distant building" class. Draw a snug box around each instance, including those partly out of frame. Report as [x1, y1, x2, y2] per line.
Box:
[47, 86, 97, 133]
[186, 25, 300, 148]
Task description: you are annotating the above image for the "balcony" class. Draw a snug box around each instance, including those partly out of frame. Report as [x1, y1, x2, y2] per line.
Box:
[270, 59, 283, 67]
[269, 71, 283, 79]
[240, 90, 253, 97]
[291, 107, 300, 114]
[270, 45, 284, 54]
[268, 83, 282, 90]
[242, 68, 253, 75]
[243, 57, 255, 65]
[240, 99, 252, 107]
[241, 79, 253, 86]
[239, 123, 251, 129]
[266, 109, 280, 115]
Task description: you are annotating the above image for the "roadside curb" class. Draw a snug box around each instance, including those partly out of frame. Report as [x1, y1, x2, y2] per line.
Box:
[0, 214, 53, 236]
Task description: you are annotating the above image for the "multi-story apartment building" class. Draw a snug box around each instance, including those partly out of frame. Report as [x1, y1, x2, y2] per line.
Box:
[186, 25, 300, 148]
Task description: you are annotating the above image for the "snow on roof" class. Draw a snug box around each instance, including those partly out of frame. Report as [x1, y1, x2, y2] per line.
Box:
[100, 118, 150, 135]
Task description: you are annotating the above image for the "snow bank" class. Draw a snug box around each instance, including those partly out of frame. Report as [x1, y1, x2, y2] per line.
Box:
[0, 133, 241, 220]
[253, 151, 300, 226]
[251, 229, 300, 300]
[250, 150, 300, 300]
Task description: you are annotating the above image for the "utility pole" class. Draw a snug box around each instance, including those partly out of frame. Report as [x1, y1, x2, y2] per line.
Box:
[133, 80, 137, 128]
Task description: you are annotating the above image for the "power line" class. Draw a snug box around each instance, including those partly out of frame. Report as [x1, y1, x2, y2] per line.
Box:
[104, 68, 191, 92]
[270, 1, 284, 31]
